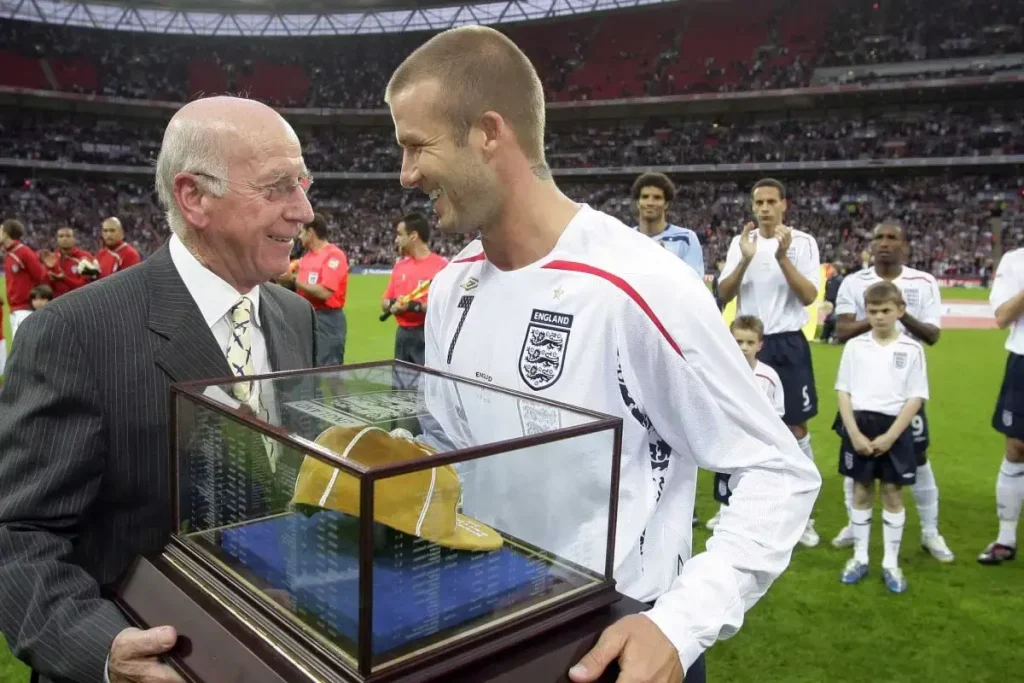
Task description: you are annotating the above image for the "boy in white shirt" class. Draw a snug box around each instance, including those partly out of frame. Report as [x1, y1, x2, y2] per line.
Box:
[834, 281, 929, 593]
[707, 316, 801, 527]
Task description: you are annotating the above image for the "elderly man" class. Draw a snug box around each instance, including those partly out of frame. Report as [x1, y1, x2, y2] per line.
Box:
[0, 96, 317, 683]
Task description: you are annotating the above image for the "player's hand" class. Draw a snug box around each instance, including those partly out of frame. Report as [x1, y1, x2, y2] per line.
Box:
[739, 222, 757, 262]
[40, 250, 59, 269]
[870, 434, 896, 455]
[850, 432, 875, 456]
[108, 626, 186, 683]
[568, 614, 683, 683]
[774, 225, 792, 260]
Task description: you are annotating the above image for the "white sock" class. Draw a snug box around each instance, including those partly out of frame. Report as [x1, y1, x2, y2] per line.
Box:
[912, 461, 940, 537]
[851, 507, 871, 565]
[882, 509, 906, 570]
[843, 477, 854, 522]
[996, 458, 1024, 547]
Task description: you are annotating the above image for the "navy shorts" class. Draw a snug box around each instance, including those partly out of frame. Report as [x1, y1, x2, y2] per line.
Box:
[713, 472, 732, 505]
[757, 331, 817, 425]
[992, 352, 1024, 440]
[833, 410, 916, 486]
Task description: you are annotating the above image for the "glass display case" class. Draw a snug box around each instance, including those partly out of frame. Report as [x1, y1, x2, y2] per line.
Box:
[112, 361, 629, 683]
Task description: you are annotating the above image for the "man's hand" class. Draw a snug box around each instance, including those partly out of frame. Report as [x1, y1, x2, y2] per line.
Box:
[278, 269, 296, 286]
[870, 433, 896, 455]
[108, 626, 186, 683]
[391, 300, 409, 314]
[850, 431, 876, 457]
[739, 222, 757, 262]
[774, 225, 792, 260]
[568, 614, 683, 683]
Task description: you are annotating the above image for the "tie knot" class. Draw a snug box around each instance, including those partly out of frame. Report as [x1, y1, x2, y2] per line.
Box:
[231, 296, 253, 325]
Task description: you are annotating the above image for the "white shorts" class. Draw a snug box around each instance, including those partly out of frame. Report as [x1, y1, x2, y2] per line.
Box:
[9, 309, 31, 340]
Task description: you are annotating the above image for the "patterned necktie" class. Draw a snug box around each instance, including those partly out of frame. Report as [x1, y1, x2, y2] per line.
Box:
[225, 296, 278, 472]
[227, 296, 256, 402]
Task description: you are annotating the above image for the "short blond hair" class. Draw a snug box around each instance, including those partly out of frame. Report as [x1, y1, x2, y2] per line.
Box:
[385, 25, 547, 166]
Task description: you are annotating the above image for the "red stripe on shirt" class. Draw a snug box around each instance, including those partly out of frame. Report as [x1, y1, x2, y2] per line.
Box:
[454, 252, 485, 263]
[755, 373, 776, 389]
[900, 276, 932, 282]
[542, 260, 683, 357]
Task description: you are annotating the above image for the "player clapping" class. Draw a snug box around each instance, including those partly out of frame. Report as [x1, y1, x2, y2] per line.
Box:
[834, 282, 930, 593]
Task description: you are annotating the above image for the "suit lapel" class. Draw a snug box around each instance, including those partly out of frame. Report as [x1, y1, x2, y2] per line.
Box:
[146, 245, 233, 384]
[259, 286, 306, 372]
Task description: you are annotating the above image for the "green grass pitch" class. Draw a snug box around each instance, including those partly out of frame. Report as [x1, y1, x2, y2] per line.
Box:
[0, 278, 1020, 681]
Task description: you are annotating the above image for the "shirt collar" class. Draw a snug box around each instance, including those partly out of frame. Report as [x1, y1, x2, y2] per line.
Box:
[169, 233, 261, 330]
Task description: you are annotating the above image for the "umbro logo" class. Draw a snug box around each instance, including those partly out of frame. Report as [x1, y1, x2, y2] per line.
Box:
[461, 277, 478, 291]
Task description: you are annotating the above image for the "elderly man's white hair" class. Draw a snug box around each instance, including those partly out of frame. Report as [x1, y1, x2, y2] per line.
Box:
[155, 96, 294, 237]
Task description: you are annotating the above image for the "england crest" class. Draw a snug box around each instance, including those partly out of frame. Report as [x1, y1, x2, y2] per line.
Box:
[904, 287, 920, 308]
[893, 351, 908, 369]
[518, 308, 573, 391]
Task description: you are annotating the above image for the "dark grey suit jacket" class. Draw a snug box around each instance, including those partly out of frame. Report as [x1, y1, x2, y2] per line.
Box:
[0, 244, 317, 683]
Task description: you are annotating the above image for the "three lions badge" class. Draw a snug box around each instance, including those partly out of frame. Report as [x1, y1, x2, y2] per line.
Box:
[519, 309, 573, 390]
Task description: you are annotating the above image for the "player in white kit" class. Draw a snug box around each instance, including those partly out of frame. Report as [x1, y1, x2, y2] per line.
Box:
[386, 25, 821, 683]
[717, 179, 822, 548]
[979, 246, 1024, 565]
[831, 222, 954, 563]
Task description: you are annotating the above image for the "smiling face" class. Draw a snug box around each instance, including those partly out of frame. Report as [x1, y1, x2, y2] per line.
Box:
[637, 185, 668, 223]
[389, 80, 503, 235]
[170, 102, 315, 291]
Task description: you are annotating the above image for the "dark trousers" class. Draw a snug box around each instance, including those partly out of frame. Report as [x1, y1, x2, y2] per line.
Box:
[394, 325, 426, 366]
[314, 308, 346, 367]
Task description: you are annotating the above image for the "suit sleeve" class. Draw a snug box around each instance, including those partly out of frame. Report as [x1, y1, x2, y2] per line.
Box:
[615, 273, 820, 673]
[0, 308, 130, 683]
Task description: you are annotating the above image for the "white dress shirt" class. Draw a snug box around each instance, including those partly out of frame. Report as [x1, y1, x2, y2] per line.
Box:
[169, 234, 270, 374]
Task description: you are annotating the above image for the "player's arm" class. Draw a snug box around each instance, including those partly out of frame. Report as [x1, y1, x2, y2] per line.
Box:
[382, 272, 399, 312]
[777, 230, 818, 306]
[715, 231, 750, 305]
[294, 278, 334, 301]
[610, 276, 820, 674]
[834, 278, 867, 342]
[836, 314, 870, 342]
[121, 246, 141, 268]
[991, 255, 1024, 329]
[898, 312, 940, 346]
[297, 256, 346, 302]
[25, 249, 48, 286]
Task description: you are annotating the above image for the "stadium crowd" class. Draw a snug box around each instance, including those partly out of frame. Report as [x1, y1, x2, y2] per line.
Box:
[3, 105, 1021, 170]
[1, 172, 1019, 278]
[1, 0, 1021, 107]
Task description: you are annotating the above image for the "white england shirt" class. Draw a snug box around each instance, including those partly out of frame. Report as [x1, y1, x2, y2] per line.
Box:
[720, 226, 820, 335]
[834, 266, 941, 340]
[423, 204, 820, 670]
[754, 361, 785, 418]
[834, 333, 929, 416]
[991, 248, 1024, 355]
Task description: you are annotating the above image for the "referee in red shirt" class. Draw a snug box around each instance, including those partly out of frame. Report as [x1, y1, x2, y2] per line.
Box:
[381, 213, 448, 365]
[280, 213, 349, 366]
[1, 219, 46, 340]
